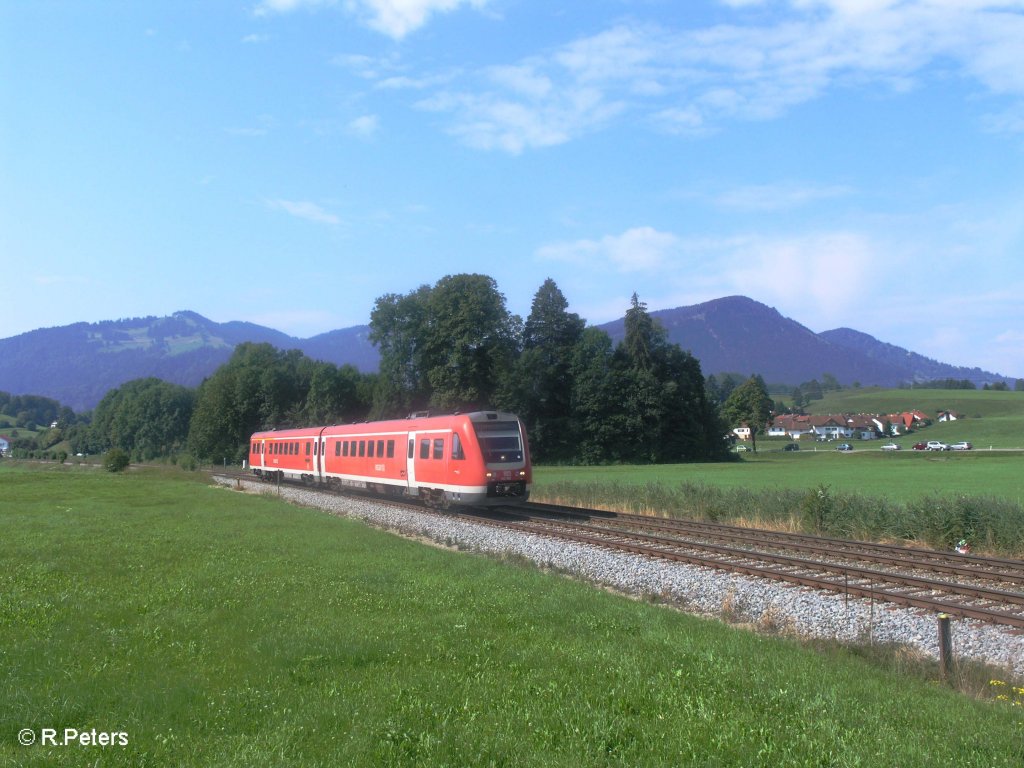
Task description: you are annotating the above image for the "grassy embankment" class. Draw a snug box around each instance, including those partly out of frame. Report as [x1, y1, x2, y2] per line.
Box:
[533, 388, 1024, 555]
[2, 463, 1022, 766]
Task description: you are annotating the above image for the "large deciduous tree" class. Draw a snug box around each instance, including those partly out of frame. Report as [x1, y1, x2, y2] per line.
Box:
[89, 378, 194, 461]
[720, 375, 773, 452]
[369, 274, 519, 415]
[187, 343, 370, 463]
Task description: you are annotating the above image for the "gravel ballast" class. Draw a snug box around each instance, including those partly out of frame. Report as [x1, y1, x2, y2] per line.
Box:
[217, 477, 1024, 680]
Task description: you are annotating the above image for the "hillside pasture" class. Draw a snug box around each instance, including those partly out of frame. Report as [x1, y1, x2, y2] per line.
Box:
[806, 387, 1024, 420]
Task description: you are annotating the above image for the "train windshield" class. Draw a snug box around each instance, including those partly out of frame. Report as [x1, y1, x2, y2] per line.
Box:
[472, 420, 524, 464]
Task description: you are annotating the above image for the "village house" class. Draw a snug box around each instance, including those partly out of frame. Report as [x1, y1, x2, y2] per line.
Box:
[0, 435, 10, 456]
[767, 413, 887, 441]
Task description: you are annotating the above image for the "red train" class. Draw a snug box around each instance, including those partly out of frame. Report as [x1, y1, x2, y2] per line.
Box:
[248, 410, 531, 507]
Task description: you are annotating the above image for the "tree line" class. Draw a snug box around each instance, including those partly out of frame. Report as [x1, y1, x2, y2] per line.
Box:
[5, 275, 787, 466]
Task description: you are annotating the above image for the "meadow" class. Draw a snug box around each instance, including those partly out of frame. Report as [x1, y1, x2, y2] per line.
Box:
[2, 463, 1022, 766]
[532, 387, 1024, 553]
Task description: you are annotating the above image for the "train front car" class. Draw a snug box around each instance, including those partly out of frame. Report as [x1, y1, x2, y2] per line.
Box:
[461, 411, 532, 505]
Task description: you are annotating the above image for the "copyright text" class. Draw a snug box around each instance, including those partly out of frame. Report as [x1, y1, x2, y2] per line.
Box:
[18, 728, 128, 747]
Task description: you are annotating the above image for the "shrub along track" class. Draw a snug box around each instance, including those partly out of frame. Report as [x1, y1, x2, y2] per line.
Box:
[472, 501, 1024, 630]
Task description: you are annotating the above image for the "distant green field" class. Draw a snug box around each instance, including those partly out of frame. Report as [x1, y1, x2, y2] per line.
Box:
[535, 450, 1024, 504]
[807, 387, 1024, 420]
[533, 449, 1024, 553]
[2, 464, 1021, 766]
[801, 387, 1024, 449]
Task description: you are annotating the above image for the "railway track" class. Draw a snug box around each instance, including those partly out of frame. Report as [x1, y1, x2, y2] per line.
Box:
[219, 472, 1024, 630]
[464, 502, 1024, 630]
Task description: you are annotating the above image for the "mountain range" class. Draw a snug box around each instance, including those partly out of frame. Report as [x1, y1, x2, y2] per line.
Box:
[0, 298, 1013, 412]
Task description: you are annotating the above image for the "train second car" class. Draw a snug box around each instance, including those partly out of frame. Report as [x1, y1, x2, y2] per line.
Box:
[248, 410, 531, 507]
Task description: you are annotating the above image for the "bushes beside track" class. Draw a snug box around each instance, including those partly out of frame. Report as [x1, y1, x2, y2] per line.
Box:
[536, 479, 1024, 555]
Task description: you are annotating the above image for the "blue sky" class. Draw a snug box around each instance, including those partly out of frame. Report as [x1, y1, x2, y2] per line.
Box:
[2, 0, 1023, 377]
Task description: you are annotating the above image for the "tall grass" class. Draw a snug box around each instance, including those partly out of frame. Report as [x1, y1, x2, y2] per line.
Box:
[536, 479, 1024, 554]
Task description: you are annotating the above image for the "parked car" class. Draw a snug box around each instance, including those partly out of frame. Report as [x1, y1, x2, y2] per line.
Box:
[880, 442, 901, 451]
[950, 441, 973, 450]
[836, 443, 853, 452]
[926, 440, 949, 451]
[733, 444, 750, 452]
[912, 442, 928, 451]
[783, 443, 800, 451]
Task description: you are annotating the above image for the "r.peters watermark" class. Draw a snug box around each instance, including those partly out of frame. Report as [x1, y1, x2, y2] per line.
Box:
[17, 727, 128, 747]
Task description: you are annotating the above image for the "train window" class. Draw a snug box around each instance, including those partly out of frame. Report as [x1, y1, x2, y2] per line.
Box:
[433, 438, 444, 459]
[472, 420, 524, 463]
[386, 440, 395, 458]
[335, 441, 340, 457]
[344, 441, 350, 457]
[367, 440, 375, 458]
[408, 439, 414, 459]
[359, 441, 366, 457]
[314, 441, 319, 456]
[377, 440, 384, 457]
[452, 433, 465, 460]
[420, 438, 430, 459]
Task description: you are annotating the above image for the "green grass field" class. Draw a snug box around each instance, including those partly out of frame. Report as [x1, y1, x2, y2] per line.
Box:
[532, 451, 1024, 553]
[806, 387, 1024, 420]
[532, 387, 1024, 553]
[535, 449, 1024, 503]
[805, 387, 1024, 449]
[2, 463, 1022, 766]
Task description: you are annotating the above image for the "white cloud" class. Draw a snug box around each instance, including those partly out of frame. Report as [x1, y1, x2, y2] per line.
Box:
[359, 0, 490, 39]
[348, 114, 379, 137]
[254, 0, 491, 38]
[254, 0, 334, 17]
[713, 181, 854, 211]
[537, 227, 682, 273]
[389, 1, 1024, 151]
[267, 199, 341, 225]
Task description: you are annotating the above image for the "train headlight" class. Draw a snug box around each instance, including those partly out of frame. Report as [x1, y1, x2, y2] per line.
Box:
[485, 472, 493, 478]
[519, 471, 526, 477]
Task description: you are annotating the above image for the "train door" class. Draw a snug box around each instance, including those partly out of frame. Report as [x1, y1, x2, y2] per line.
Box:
[316, 429, 327, 482]
[405, 432, 418, 496]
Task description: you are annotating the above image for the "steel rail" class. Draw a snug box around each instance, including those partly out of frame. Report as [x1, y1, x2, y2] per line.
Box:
[464, 510, 1024, 629]
[521, 501, 1024, 583]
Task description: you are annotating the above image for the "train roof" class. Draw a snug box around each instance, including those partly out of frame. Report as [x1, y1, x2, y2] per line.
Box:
[250, 410, 521, 440]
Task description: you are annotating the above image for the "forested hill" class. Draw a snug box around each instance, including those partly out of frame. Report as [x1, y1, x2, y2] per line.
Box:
[1, 299, 1014, 412]
[0, 311, 378, 412]
[597, 296, 1014, 390]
